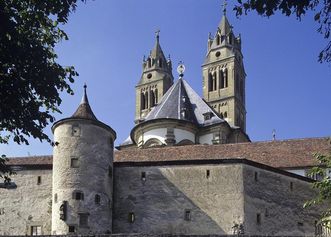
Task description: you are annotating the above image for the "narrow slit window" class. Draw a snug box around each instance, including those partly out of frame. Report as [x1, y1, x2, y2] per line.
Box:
[54, 193, 58, 203]
[206, 170, 210, 179]
[141, 172, 146, 182]
[256, 213, 261, 225]
[95, 194, 101, 205]
[254, 172, 258, 182]
[290, 182, 293, 191]
[129, 212, 135, 223]
[37, 176, 41, 185]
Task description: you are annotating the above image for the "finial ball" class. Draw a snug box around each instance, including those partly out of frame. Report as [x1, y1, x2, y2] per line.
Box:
[177, 62, 185, 77]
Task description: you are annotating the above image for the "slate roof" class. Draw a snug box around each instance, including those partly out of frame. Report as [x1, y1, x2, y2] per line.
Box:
[7, 137, 330, 169]
[144, 78, 224, 127]
[71, 84, 97, 120]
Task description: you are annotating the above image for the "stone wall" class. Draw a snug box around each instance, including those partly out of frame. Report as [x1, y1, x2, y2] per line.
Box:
[113, 164, 245, 234]
[0, 168, 52, 235]
[52, 121, 114, 235]
[243, 165, 320, 235]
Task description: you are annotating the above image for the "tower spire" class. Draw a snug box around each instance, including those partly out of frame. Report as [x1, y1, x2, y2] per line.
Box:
[72, 83, 97, 120]
[81, 83, 88, 104]
[155, 29, 160, 43]
[221, 0, 227, 16]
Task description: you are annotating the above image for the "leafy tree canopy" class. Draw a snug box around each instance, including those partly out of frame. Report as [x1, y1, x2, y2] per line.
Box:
[234, 0, 331, 64]
[304, 144, 331, 225]
[0, 0, 82, 180]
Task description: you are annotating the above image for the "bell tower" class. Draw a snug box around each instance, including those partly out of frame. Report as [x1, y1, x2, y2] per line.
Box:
[135, 31, 174, 123]
[202, 7, 247, 132]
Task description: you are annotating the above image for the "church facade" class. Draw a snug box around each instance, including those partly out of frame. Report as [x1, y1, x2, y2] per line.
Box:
[0, 10, 330, 237]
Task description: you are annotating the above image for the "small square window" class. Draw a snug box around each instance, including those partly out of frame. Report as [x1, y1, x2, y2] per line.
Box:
[184, 210, 191, 221]
[79, 213, 89, 227]
[71, 157, 79, 168]
[71, 125, 81, 137]
[37, 176, 41, 185]
[31, 226, 42, 235]
[128, 212, 135, 223]
[68, 225, 75, 233]
[73, 191, 84, 200]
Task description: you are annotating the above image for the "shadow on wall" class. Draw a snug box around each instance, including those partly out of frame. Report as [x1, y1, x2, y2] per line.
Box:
[113, 164, 244, 234]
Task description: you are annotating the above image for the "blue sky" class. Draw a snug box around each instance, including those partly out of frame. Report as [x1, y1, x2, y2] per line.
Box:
[1, 0, 331, 157]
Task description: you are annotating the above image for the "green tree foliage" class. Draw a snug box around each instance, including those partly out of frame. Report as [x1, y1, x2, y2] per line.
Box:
[234, 0, 331, 63]
[0, 0, 82, 181]
[304, 143, 331, 225]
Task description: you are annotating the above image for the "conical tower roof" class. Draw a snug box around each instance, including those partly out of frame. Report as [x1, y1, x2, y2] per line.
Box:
[71, 84, 97, 120]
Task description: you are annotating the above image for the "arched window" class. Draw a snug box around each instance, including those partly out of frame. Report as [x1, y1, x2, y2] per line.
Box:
[224, 69, 228, 88]
[154, 88, 158, 104]
[95, 194, 101, 205]
[220, 112, 224, 119]
[150, 90, 155, 107]
[141, 93, 145, 110]
[144, 91, 149, 109]
[212, 72, 217, 91]
[208, 73, 213, 92]
[143, 138, 163, 148]
[224, 112, 228, 118]
[177, 139, 195, 146]
[147, 57, 151, 68]
[229, 34, 233, 45]
[220, 70, 225, 89]
[216, 34, 220, 45]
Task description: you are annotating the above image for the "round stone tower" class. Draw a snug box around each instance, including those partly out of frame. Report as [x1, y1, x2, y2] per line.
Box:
[51, 85, 116, 235]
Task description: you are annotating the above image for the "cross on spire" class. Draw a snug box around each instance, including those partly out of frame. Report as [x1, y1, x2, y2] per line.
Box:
[221, 0, 227, 15]
[155, 29, 160, 42]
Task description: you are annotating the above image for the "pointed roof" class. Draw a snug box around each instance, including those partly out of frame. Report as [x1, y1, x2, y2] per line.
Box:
[145, 77, 224, 127]
[71, 84, 98, 120]
[218, 14, 232, 36]
[149, 31, 166, 60]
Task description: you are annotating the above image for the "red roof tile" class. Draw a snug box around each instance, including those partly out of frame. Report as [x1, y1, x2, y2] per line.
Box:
[114, 137, 331, 168]
[6, 137, 330, 169]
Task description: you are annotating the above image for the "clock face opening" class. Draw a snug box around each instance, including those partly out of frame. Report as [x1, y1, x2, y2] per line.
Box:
[215, 51, 221, 57]
[147, 73, 152, 79]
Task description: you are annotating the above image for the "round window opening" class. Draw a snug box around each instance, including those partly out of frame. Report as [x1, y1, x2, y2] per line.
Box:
[147, 73, 152, 79]
[215, 51, 221, 57]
